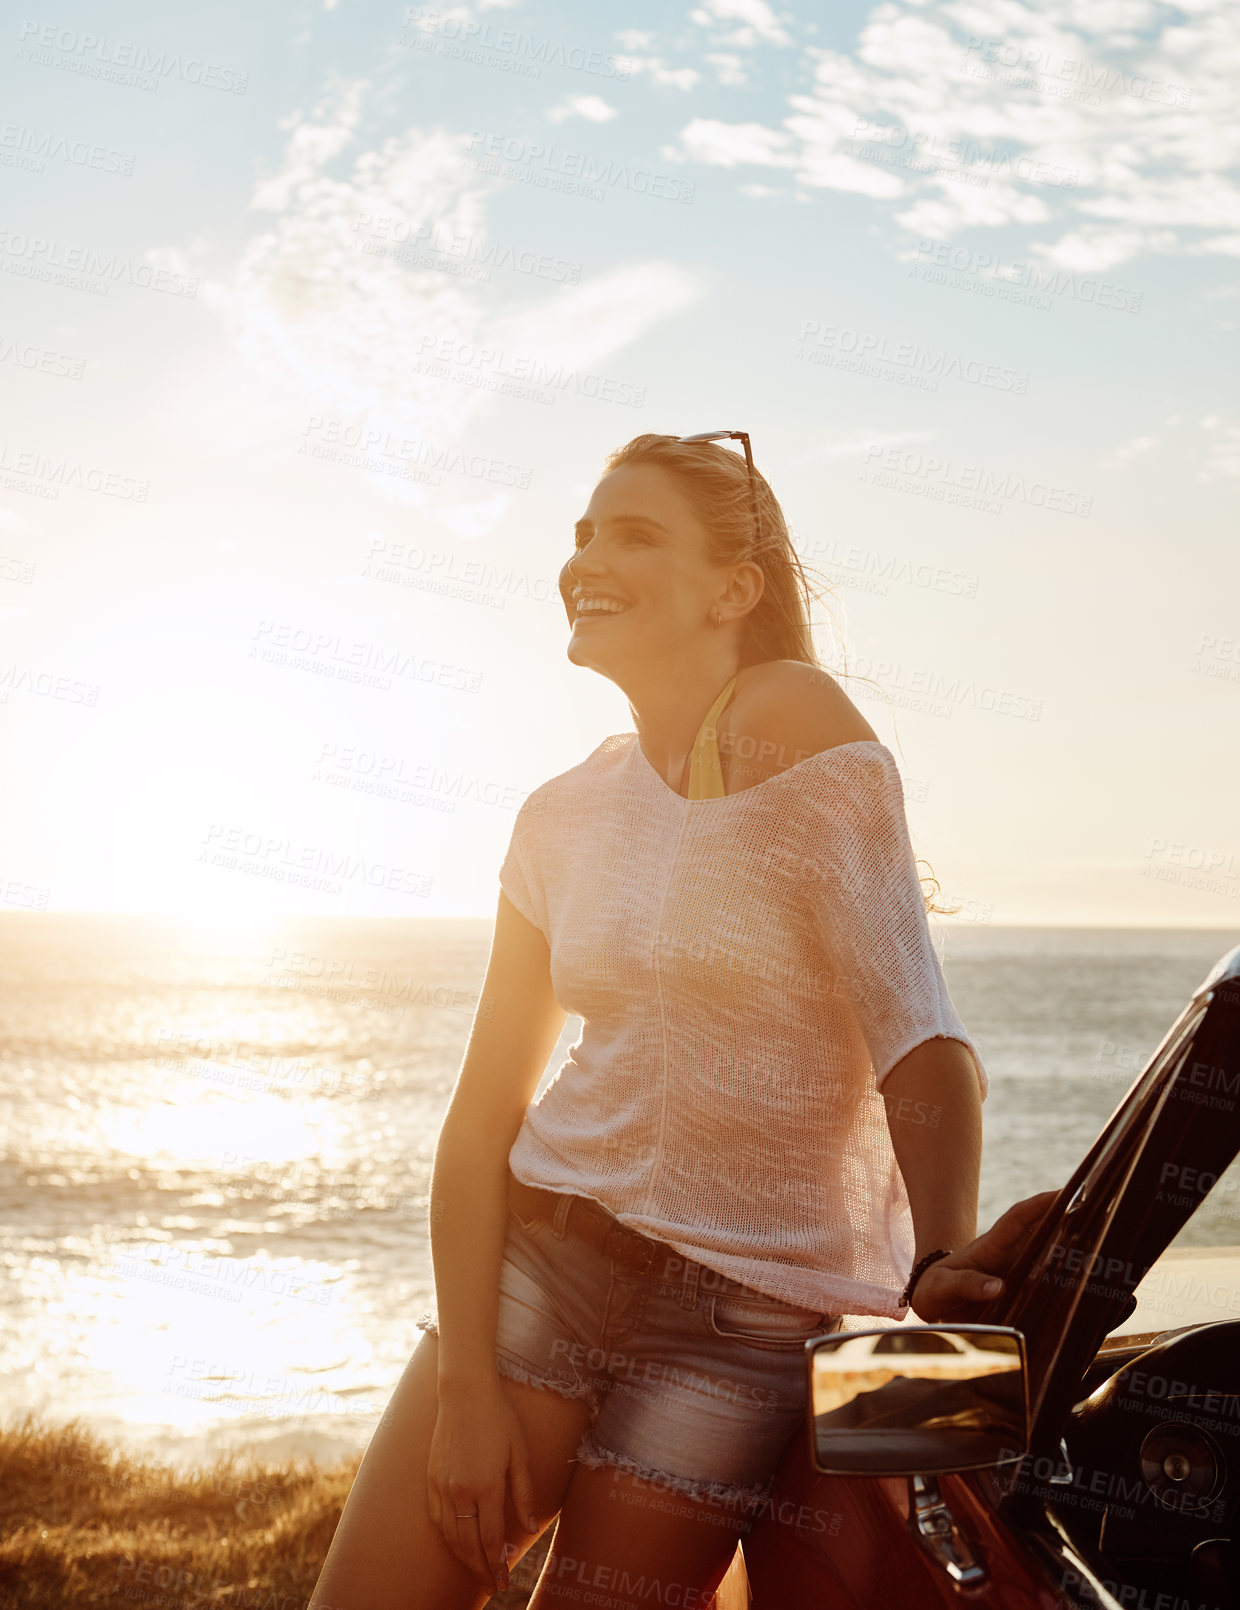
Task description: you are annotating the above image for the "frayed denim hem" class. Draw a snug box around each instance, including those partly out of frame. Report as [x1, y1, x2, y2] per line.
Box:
[573, 1436, 772, 1523]
[496, 1352, 602, 1417]
[414, 1311, 438, 1336]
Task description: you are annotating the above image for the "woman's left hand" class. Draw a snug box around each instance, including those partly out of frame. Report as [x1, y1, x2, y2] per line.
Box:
[908, 1190, 1059, 1323]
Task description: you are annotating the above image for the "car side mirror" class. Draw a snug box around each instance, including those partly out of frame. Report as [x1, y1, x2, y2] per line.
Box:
[807, 1324, 1030, 1476]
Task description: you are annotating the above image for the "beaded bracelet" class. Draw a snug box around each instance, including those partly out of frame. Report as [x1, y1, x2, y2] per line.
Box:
[900, 1248, 952, 1309]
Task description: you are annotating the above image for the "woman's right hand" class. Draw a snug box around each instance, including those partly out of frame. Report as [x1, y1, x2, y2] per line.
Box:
[426, 1378, 539, 1594]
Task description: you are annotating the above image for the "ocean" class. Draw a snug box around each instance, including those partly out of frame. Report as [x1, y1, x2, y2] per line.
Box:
[2, 914, 1237, 1473]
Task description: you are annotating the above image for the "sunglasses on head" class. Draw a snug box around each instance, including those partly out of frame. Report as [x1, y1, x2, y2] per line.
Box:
[677, 429, 759, 543]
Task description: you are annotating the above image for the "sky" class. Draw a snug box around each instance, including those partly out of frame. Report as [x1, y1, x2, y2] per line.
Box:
[1, 0, 1238, 926]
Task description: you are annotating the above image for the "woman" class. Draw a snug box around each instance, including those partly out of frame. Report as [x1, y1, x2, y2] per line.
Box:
[309, 433, 1056, 1610]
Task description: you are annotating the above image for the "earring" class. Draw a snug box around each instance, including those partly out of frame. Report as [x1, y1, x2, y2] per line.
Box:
[712, 611, 722, 628]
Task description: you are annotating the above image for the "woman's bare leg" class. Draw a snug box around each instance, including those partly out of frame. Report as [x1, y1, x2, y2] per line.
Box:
[308, 1328, 592, 1610]
[527, 1462, 749, 1610]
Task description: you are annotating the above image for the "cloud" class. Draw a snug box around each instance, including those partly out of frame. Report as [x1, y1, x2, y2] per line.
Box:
[621, 55, 702, 90]
[1027, 226, 1176, 272]
[546, 94, 618, 124]
[1099, 434, 1159, 468]
[671, 118, 797, 168]
[689, 0, 794, 49]
[486, 262, 701, 366]
[706, 52, 749, 85]
[1197, 422, 1240, 480]
[663, 0, 1240, 269]
[200, 80, 703, 465]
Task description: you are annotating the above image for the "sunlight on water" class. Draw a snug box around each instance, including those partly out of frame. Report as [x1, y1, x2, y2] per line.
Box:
[1, 913, 1236, 1468]
[99, 1088, 324, 1170]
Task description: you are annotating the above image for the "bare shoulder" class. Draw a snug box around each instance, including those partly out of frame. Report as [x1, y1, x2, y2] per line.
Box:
[722, 660, 878, 788]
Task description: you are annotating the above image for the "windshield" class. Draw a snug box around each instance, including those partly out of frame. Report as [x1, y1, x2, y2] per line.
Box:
[991, 965, 1240, 1463]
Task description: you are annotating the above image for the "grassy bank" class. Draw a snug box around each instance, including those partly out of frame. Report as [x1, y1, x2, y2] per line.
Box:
[0, 1411, 548, 1609]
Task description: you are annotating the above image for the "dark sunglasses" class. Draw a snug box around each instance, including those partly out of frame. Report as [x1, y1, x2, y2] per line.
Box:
[677, 429, 759, 543]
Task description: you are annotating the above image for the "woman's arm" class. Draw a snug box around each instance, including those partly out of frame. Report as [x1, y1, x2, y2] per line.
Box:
[430, 889, 565, 1388]
[425, 887, 567, 1586]
[881, 1036, 984, 1264]
[882, 1037, 1058, 1322]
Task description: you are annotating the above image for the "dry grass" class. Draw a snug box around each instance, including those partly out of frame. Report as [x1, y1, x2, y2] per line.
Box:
[0, 1411, 556, 1610]
[0, 1410, 355, 1609]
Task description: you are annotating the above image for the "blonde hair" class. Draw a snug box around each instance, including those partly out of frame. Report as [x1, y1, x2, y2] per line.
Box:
[599, 433, 956, 917]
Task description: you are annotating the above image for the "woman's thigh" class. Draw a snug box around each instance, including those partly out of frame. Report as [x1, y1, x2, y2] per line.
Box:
[308, 1327, 592, 1610]
[529, 1462, 747, 1610]
[521, 1251, 834, 1609]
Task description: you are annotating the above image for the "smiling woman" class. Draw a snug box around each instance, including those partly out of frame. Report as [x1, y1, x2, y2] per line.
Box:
[308, 433, 1045, 1610]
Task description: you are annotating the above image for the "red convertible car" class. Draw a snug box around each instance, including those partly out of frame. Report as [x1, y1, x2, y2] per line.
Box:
[742, 941, 1240, 1609]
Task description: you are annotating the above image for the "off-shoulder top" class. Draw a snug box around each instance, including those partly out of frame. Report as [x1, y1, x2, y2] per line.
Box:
[498, 686, 987, 1319]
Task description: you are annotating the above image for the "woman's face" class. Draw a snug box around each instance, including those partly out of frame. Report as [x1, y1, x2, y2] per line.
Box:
[558, 463, 741, 677]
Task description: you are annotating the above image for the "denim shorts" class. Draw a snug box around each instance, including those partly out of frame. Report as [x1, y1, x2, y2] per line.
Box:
[420, 1190, 840, 1521]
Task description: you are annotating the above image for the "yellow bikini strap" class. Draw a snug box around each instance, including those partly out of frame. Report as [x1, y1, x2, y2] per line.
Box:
[686, 674, 737, 801]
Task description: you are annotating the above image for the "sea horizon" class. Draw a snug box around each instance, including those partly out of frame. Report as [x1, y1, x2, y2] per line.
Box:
[3, 915, 1238, 1475]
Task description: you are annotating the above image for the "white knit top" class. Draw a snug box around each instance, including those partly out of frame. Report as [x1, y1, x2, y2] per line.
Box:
[499, 731, 988, 1320]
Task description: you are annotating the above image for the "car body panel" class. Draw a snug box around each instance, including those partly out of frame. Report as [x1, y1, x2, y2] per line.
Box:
[744, 943, 1240, 1608]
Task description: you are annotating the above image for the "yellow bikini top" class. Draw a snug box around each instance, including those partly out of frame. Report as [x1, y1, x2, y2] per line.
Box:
[685, 674, 737, 800]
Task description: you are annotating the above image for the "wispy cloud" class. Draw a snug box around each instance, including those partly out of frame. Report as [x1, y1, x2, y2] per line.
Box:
[200, 81, 702, 461]
[660, 0, 1240, 269]
[621, 55, 703, 90]
[1099, 433, 1159, 469]
[689, 0, 794, 49]
[1197, 418, 1240, 480]
[670, 118, 797, 168]
[706, 52, 749, 86]
[546, 94, 618, 124]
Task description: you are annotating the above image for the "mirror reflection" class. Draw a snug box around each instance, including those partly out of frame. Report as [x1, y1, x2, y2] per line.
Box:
[809, 1325, 1029, 1475]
